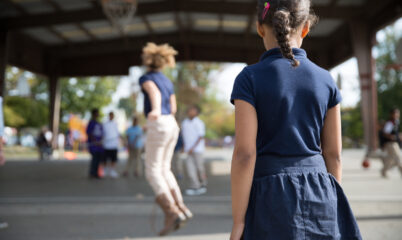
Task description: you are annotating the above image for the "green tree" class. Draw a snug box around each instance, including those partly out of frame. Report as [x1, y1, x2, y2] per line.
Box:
[59, 76, 118, 117]
[118, 94, 137, 118]
[375, 25, 402, 120]
[4, 96, 48, 129]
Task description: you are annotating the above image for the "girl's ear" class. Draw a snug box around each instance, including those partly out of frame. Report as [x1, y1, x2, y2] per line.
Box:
[256, 22, 265, 38]
[301, 21, 310, 38]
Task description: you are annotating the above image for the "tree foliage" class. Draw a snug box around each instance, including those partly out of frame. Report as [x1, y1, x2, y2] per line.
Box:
[375, 26, 402, 120]
[60, 77, 118, 117]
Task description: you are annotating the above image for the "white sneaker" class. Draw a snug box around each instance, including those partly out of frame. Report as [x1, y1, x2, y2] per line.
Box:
[197, 187, 207, 195]
[109, 169, 119, 178]
[185, 188, 200, 196]
[0, 222, 8, 229]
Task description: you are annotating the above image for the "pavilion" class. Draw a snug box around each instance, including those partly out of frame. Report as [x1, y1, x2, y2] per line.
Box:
[0, 0, 401, 153]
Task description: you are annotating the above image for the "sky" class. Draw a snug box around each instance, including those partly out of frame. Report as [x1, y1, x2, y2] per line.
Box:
[107, 18, 402, 114]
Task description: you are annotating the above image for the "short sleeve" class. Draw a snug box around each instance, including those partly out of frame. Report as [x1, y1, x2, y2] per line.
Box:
[196, 119, 206, 137]
[383, 122, 394, 134]
[139, 75, 151, 86]
[328, 83, 342, 109]
[230, 68, 255, 107]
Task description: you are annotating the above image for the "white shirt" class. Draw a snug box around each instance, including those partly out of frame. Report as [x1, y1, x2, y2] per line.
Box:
[103, 120, 120, 149]
[181, 117, 205, 153]
[383, 120, 398, 134]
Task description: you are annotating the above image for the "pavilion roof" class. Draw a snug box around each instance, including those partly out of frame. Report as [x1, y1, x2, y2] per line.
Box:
[1, 0, 401, 76]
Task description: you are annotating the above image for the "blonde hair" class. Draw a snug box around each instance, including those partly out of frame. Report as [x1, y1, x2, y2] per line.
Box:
[142, 42, 178, 70]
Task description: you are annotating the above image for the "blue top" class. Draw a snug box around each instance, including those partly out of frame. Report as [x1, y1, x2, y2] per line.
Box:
[126, 125, 144, 149]
[139, 71, 175, 117]
[86, 119, 104, 152]
[230, 48, 342, 157]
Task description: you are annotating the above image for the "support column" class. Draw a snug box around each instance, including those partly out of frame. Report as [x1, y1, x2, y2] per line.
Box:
[0, 31, 8, 97]
[49, 74, 61, 149]
[350, 21, 378, 153]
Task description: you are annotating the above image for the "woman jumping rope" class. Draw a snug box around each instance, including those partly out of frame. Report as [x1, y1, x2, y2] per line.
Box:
[139, 43, 192, 236]
[230, 0, 362, 239]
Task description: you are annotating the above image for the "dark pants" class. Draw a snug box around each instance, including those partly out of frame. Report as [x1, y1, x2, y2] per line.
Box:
[89, 151, 103, 177]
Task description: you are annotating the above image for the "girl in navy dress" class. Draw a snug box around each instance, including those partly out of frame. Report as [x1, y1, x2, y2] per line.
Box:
[230, 0, 362, 239]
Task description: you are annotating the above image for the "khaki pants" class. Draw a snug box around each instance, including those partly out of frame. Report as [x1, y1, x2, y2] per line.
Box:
[125, 147, 143, 176]
[145, 115, 183, 203]
[186, 152, 207, 189]
[382, 142, 402, 174]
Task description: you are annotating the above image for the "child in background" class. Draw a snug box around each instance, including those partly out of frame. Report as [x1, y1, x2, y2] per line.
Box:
[124, 116, 144, 178]
[181, 105, 207, 196]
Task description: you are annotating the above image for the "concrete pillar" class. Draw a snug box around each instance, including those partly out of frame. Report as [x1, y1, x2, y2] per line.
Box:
[49, 74, 61, 148]
[0, 31, 8, 97]
[350, 21, 378, 153]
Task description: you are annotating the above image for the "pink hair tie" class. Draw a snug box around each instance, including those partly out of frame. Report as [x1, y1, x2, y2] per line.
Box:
[262, 2, 270, 20]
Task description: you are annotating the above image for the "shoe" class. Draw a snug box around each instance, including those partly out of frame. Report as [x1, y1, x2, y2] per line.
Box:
[185, 188, 200, 196]
[381, 169, 388, 178]
[197, 187, 207, 195]
[155, 193, 186, 236]
[109, 169, 119, 178]
[0, 222, 8, 229]
[170, 189, 193, 220]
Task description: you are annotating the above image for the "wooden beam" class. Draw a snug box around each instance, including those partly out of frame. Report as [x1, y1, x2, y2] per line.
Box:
[7, 32, 46, 75]
[1, 1, 373, 30]
[0, 31, 8, 97]
[350, 20, 378, 152]
[76, 23, 97, 41]
[48, 72, 61, 148]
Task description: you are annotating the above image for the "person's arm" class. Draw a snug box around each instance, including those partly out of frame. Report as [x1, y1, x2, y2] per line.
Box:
[230, 99, 257, 240]
[170, 94, 177, 115]
[142, 81, 162, 120]
[321, 104, 342, 183]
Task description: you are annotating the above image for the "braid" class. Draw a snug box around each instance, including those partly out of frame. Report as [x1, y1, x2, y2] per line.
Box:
[272, 10, 299, 67]
[256, 0, 317, 68]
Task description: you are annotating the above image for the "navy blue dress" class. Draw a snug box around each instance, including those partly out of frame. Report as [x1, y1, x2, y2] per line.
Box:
[230, 48, 362, 240]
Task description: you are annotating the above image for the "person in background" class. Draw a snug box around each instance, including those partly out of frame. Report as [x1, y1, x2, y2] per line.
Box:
[0, 96, 8, 230]
[124, 116, 144, 178]
[102, 112, 120, 178]
[381, 108, 402, 178]
[181, 105, 207, 196]
[172, 132, 184, 180]
[36, 126, 52, 161]
[140, 42, 192, 236]
[86, 108, 103, 179]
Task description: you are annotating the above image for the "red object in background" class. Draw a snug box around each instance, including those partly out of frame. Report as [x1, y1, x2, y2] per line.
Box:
[64, 151, 77, 161]
[98, 165, 104, 178]
[362, 158, 370, 169]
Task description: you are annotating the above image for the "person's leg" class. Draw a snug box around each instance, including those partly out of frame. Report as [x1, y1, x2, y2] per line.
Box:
[133, 148, 142, 177]
[161, 121, 193, 219]
[89, 151, 100, 178]
[186, 153, 202, 189]
[124, 147, 134, 176]
[389, 142, 402, 175]
[145, 121, 175, 202]
[194, 152, 207, 187]
[145, 119, 185, 235]
[161, 123, 183, 194]
[109, 149, 119, 178]
[382, 143, 394, 177]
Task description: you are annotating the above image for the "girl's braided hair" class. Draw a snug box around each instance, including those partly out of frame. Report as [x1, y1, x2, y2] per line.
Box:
[257, 0, 318, 67]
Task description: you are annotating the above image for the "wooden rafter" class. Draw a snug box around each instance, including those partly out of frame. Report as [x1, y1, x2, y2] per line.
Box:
[1, 1, 366, 30]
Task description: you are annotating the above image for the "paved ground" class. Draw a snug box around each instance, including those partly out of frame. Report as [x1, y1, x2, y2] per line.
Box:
[0, 148, 401, 240]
